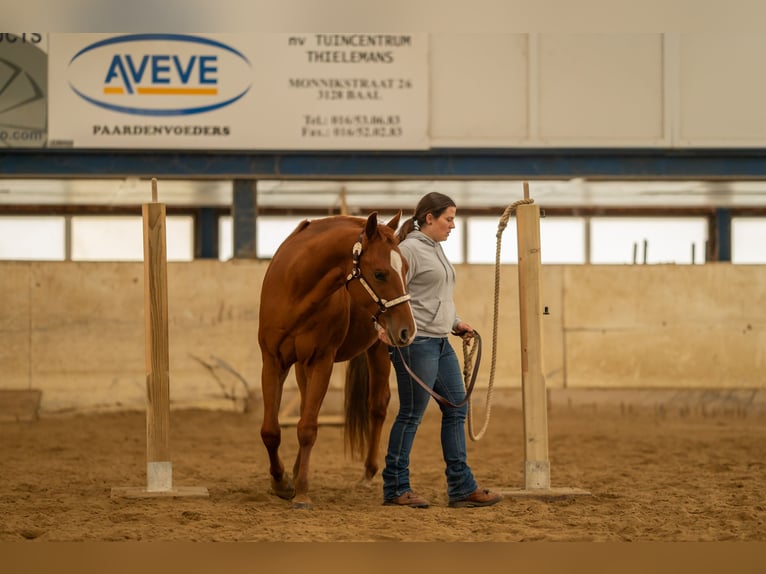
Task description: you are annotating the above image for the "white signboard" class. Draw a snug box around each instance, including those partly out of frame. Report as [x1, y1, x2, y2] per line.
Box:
[48, 33, 429, 150]
[0, 33, 48, 148]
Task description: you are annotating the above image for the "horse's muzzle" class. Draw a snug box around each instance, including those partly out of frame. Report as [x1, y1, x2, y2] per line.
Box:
[388, 325, 416, 347]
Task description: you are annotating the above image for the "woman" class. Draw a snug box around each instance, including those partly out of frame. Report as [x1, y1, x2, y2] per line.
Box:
[380, 192, 503, 509]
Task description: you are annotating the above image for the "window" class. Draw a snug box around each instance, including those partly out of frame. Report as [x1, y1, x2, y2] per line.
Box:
[219, 215, 233, 261]
[0, 212, 738, 266]
[541, 217, 587, 264]
[468, 217, 517, 264]
[591, 218, 707, 264]
[732, 218, 766, 263]
[220, 213, 414, 260]
[0, 216, 66, 260]
[440, 218, 465, 263]
[256, 216, 306, 259]
[219, 215, 307, 260]
[466, 216, 586, 264]
[71, 216, 194, 262]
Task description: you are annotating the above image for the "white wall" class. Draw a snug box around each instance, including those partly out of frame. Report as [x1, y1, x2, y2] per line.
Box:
[429, 33, 766, 148]
[678, 34, 766, 145]
[2, 260, 765, 414]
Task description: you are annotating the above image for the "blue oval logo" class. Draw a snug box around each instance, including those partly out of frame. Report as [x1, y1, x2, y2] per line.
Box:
[68, 34, 251, 117]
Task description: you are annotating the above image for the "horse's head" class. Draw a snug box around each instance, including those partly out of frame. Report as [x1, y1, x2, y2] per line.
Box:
[346, 211, 416, 346]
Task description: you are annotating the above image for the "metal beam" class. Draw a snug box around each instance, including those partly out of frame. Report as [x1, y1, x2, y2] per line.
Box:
[232, 179, 257, 259]
[4, 149, 766, 179]
[715, 208, 732, 262]
[195, 207, 218, 259]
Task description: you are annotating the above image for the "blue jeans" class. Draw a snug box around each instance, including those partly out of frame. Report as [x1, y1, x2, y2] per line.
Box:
[382, 336, 478, 502]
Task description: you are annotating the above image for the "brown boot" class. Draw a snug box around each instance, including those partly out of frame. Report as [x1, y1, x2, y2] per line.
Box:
[449, 488, 503, 508]
[383, 491, 430, 508]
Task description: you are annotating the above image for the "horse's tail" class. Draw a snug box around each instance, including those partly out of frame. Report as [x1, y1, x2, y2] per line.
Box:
[344, 352, 371, 459]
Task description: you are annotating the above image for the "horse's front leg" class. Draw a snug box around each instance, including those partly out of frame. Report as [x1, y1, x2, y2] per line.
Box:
[363, 341, 392, 482]
[291, 358, 333, 509]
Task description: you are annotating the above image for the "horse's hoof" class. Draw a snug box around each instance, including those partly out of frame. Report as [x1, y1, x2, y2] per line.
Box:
[271, 476, 295, 500]
[292, 494, 313, 510]
[357, 476, 374, 489]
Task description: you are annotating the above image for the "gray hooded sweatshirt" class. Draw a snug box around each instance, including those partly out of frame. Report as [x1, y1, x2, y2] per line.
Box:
[398, 230, 462, 338]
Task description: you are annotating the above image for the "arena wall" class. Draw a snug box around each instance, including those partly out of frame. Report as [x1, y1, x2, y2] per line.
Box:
[1, 261, 764, 415]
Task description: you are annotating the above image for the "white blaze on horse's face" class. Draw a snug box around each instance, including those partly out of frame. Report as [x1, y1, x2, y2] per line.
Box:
[390, 249, 417, 342]
[390, 250, 405, 287]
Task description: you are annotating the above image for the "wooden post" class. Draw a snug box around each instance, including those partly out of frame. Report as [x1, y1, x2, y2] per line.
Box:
[339, 186, 349, 215]
[643, 239, 648, 264]
[516, 190, 550, 489]
[111, 178, 208, 498]
[502, 181, 590, 500]
[143, 178, 172, 491]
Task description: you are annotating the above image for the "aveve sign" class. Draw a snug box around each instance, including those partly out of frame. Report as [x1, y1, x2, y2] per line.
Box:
[67, 34, 251, 116]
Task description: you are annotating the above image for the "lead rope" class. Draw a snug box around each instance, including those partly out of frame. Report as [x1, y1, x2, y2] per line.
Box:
[465, 197, 534, 441]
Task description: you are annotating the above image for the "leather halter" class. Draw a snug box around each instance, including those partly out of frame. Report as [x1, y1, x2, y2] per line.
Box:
[346, 231, 478, 410]
[345, 233, 411, 324]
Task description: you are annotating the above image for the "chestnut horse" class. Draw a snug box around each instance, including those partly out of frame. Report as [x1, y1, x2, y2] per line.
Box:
[258, 212, 416, 509]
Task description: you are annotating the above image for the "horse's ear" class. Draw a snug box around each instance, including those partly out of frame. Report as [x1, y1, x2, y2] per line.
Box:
[386, 211, 402, 231]
[365, 211, 379, 239]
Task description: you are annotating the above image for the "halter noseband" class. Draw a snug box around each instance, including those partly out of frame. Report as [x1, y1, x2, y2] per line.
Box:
[345, 233, 411, 324]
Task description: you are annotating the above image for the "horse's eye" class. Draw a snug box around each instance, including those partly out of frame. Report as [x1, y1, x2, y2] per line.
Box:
[374, 271, 386, 281]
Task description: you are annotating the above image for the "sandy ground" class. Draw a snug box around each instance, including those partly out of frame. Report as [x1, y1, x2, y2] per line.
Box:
[1, 403, 765, 543]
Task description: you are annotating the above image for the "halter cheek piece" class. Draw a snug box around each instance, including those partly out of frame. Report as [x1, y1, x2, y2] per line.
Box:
[345, 233, 411, 326]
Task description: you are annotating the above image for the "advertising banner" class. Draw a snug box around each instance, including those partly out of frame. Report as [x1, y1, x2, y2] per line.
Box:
[0, 33, 48, 148]
[48, 33, 428, 150]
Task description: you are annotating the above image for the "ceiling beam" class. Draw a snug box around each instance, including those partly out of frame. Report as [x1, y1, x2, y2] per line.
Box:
[4, 148, 766, 179]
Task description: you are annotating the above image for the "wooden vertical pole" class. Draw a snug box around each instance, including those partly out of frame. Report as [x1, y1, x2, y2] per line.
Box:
[339, 186, 349, 215]
[143, 178, 172, 491]
[502, 181, 590, 499]
[516, 182, 550, 489]
[111, 178, 208, 498]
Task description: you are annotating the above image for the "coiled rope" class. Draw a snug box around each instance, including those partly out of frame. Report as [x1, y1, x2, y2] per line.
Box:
[464, 196, 535, 441]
